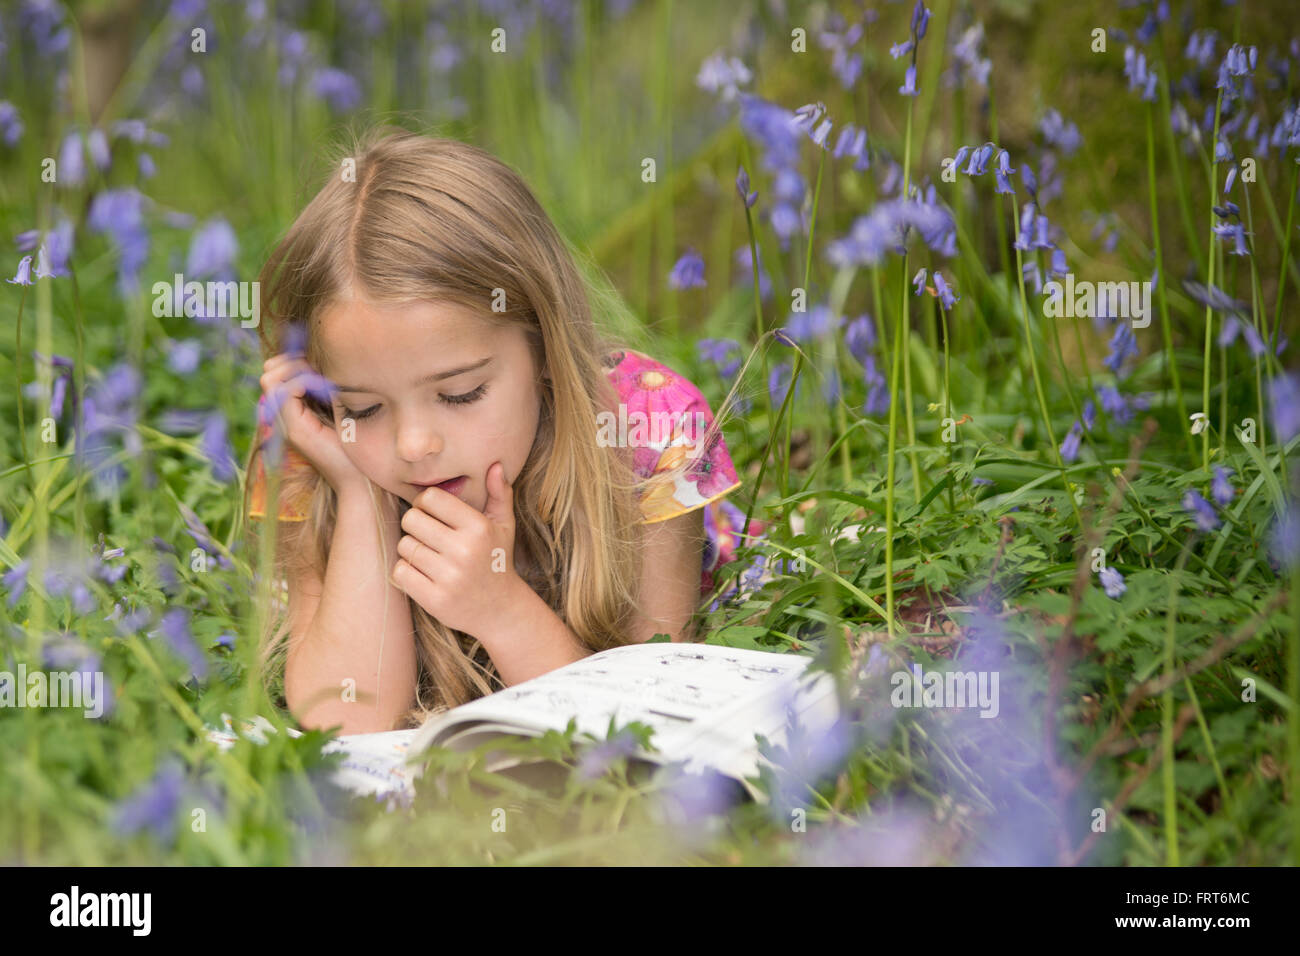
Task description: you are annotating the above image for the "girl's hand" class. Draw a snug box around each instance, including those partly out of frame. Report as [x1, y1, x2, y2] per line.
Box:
[392, 462, 522, 638]
[259, 353, 367, 495]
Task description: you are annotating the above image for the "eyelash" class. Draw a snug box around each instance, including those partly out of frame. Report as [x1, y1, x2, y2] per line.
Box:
[341, 384, 488, 421]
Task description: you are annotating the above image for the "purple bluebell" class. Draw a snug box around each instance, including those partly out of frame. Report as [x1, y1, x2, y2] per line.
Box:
[1182, 279, 1248, 318]
[57, 131, 85, 187]
[1268, 372, 1300, 443]
[3, 559, 31, 607]
[932, 271, 958, 309]
[1224, 166, 1238, 194]
[890, 39, 914, 59]
[186, 218, 238, 280]
[7, 255, 32, 285]
[949, 23, 992, 89]
[15, 230, 39, 251]
[138, 153, 156, 179]
[576, 727, 643, 781]
[0, 101, 22, 147]
[1099, 566, 1126, 598]
[862, 354, 889, 416]
[843, 314, 876, 365]
[668, 248, 705, 289]
[910, 1, 931, 40]
[1104, 323, 1139, 376]
[1022, 260, 1042, 295]
[831, 124, 869, 171]
[1060, 421, 1083, 462]
[786, 304, 833, 343]
[1039, 109, 1082, 156]
[772, 328, 797, 348]
[899, 64, 919, 97]
[1268, 505, 1300, 571]
[155, 607, 209, 681]
[112, 758, 185, 844]
[770, 362, 795, 412]
[697, 338, 741, 377]
[1081, 398, 1096, 431]
[1096, 383, 1136, 424]
[87, 127, 110, 171]
[87, 188, 149, 297]
[1049, 247, 1068, 279]
[912, 267, 927, 296]
[1213, 221, 1250, 256]
[825, 196, 955, 267]
[167, 339, 202, 375]
[34, 217, 74, 279]
[1182, 488, 1220, 532]
[972, 476, 993, 487]
[735, 165, 758, 208]
[311, 67, 361, 112]
[696, 51, 752, 102]
[201, 411, 237, 483]
[1211, 466, 1235, 507]
[1013, 202, 1036, 251]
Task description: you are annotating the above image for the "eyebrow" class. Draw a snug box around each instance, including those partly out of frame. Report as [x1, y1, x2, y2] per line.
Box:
[334, 356, 493, 394]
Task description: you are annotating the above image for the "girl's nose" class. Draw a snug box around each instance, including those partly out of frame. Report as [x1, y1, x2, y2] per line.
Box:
[396, 415, 442, 462]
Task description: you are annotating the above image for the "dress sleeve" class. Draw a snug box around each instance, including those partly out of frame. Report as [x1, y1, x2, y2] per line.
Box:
[605, 349, 743, 525]
[246, 394, 314, 522]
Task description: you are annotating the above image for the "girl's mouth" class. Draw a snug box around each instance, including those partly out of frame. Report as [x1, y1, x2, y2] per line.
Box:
[412, 476, 467, 496]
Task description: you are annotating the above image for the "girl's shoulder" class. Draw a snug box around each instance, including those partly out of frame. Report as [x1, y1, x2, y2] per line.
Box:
[601, 347, 743, 525]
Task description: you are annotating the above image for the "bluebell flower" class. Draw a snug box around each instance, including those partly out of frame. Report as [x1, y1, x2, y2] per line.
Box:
[695, 50, 751, 102]
[1039, 109, 1082, 156]
[733, 245, 770, 299]
[576, 727, 643, 781]
[167, 339, 202, 375]
[668, 248, 706, 289]
[1211, 466, 1234, 507]
[899, 64, 919, 97]
[949, 23, 992, 89]
[1224, 166, 1237, 194]
[0, 101, 23, 147]
[1022, 260, 1042, 295]
[1182, 489, 1220, 532]
[842, 315, 875, 365]
[1213, 221, 1250, 256]
[138, 153, 156, 178]
[1268, 372, 1300, 443]
[1020, 162, 1038, 198]
[890, 39, 914, 59]
[1268, 504, 1300, 571]
[1096, 384, 1136, 424]
[1081, 398, 1096, 431]
[910, 1, 931, 40]
[155, 607, 209, 681]
[7, 255, 32, 285]
[862, 353, 889, 416]
[87, 127, 110, 171]
[186, 217, 238, 280]
[112, 758, 185, 845]
[311, 67, 361, 112]
[1013, 202, 1036, 251]
[1049, 247, 1068, 279]
[786, 305, 833, 343]
[735, 165, 757, 208]
[201, 411, 237, 483]
[34, 217, 74, 279]
[1098, 566, 1126, 599]
[1182, 279, 1249, 318]
[912, 267, 927, 296]
[57, 131, 85, 187]
[3, 559, 31, 607]
[697, 338, 741, 377]
[972, 476, 993, 487]
[87, 188, 149, 297]
[1104, 323, 1139, 376]
[932, 271, 958, 309]
[1060, 421, 1083, 462]
[831, 124, 869, 171]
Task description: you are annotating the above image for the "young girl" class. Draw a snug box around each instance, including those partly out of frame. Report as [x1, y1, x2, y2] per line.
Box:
[243, 127, 766, 736]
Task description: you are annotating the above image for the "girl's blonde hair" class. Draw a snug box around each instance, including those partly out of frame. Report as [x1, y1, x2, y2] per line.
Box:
[241, 125, 742, 730]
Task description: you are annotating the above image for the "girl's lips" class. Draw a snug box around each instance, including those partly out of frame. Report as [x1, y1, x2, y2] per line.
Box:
[413, 475, 467, 496]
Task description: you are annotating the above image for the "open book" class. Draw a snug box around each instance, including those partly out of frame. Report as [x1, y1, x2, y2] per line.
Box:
[204, 643, 839, 807]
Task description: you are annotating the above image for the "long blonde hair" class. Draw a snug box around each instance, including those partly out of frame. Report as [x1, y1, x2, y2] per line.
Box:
[241, 125, 740, 731]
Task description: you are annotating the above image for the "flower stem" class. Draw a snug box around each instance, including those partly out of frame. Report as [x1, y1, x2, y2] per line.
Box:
[1146, 101, 1195, 465]
[1201, 91, 1224, 473]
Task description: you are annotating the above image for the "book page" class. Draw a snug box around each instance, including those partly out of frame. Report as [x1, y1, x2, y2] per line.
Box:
[409, 643, 837, 780]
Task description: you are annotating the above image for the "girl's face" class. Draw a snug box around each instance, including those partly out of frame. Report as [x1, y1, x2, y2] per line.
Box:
[316, 293, 544, 514]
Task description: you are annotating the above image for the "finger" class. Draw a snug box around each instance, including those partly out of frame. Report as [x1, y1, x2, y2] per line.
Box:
[400, 504, 456, 551]
[392, 558, 440, 609]
[396, 534, 441, 579]
[412, 484, 478, 531]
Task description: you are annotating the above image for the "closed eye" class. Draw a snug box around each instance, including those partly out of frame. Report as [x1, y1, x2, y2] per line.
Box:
[439, 383, 488, 406]
[339, 384, 487, 421]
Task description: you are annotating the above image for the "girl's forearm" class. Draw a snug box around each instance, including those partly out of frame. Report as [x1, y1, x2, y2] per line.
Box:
[285, 487, 417, 734]
[476, 575, 593, 686]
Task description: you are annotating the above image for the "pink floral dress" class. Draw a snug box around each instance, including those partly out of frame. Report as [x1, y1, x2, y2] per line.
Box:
[247, 348, 764, 600]
[601, 347, 765, 598]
